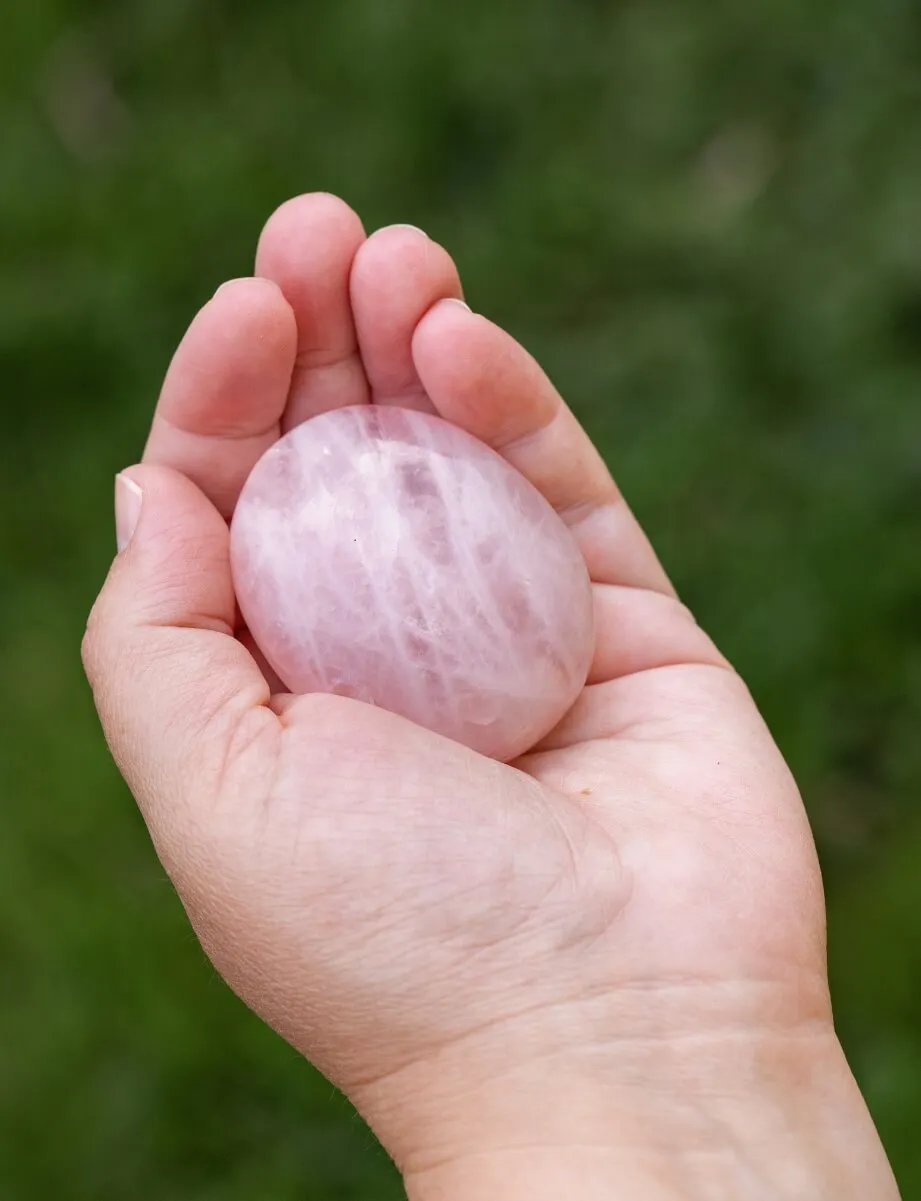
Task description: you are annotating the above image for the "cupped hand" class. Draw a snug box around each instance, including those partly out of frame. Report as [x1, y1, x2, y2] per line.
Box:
[83, 195, 898, 1199]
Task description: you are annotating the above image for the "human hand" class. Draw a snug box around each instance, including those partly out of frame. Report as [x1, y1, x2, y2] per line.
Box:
[83, 194, 899, 1200]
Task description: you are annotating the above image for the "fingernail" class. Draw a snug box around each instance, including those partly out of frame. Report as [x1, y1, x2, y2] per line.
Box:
[115, 473, 143, 553]
[213, 277, 251, 297]
[384, 223, 429, 239]
[446, 298, 472, 313]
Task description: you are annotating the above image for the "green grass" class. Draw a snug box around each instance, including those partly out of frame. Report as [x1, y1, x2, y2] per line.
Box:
[3, 0, 921, 1196]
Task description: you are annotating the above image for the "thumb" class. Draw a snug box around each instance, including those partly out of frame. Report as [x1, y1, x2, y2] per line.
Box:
[82, 465, 276, 878]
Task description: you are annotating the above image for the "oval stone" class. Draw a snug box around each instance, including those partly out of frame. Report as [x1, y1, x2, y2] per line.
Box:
[230, 405, 594, 761]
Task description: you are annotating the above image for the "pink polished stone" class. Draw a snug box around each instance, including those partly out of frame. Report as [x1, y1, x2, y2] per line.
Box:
[230, 405, 594, 761]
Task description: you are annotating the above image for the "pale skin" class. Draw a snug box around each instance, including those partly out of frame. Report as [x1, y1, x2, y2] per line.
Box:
[82, 193, 900, 1199]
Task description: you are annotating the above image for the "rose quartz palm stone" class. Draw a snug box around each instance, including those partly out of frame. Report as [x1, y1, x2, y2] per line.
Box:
[230, 405, 594, 761]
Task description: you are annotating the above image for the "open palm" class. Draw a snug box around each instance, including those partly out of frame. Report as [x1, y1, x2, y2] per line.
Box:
[84, 194, 837, 1182]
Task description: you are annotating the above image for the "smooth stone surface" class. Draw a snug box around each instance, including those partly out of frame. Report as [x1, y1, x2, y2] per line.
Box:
[230, 405, 594, 761]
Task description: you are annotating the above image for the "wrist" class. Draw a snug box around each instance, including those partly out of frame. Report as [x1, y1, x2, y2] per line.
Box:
[404, 1148, 705, 1201]
[362, 1028, 898, 1201]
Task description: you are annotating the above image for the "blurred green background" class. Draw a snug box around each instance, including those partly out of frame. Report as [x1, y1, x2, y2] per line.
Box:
[2, 0, 921, 1196]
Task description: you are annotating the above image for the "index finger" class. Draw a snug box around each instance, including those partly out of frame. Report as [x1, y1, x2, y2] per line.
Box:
[412, 301, 676, 596]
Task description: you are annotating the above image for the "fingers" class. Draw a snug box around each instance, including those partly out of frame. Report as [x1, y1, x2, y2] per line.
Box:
[82, 466, 278, 874]
[146, 194, 673, 603]
[255, 193, 370, 428]
[350, 225, 464, 412]
[144, 194, 370, 514]
[533, 586, 732, 752]
[588, 586, 729, 686]
[143, 279, 297, 517]
[531, 662, 745, 754]
[412, 301, 675, 595]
